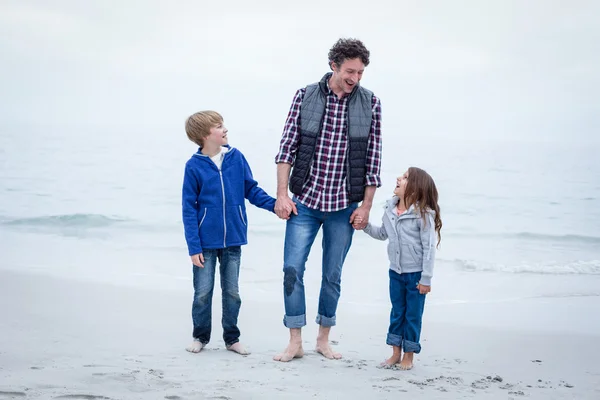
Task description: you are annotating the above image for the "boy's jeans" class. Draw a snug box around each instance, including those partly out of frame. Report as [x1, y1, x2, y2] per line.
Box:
[282, 200, 357, 328]
[387, 270, 426, 353]
[191, 246, 242, 346]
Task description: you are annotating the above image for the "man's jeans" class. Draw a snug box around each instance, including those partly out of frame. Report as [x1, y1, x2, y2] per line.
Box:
[282, 200, 357, 328]
[387, 270, 426, 353]
[191, 246, 242, 346]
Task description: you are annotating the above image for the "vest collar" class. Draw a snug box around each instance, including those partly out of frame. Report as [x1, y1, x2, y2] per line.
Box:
[318, 72, 361, 99]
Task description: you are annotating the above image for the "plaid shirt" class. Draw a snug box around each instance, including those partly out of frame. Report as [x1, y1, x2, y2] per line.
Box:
[275, 83, 382, 212]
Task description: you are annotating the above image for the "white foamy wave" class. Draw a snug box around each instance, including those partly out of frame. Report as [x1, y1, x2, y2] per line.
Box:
[454, 259, 600, 275]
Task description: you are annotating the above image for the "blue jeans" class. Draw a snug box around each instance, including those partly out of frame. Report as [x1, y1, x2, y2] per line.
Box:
[282, 200, 357, 328]
[387, 270, 427, 353]
[191, 246, 242, 346]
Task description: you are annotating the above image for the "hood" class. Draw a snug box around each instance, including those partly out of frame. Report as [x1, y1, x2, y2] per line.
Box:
[385, 196, 436, 218]
[193, 144, 232, 159]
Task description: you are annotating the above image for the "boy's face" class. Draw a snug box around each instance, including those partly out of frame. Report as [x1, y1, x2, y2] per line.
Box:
[205, 121, 228, 147]
[393, 170, 409, 198]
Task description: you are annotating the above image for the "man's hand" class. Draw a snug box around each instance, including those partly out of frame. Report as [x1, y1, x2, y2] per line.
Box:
[350, 206, 370, 230]
[417, 283, 431, 295]
[275, 195, 298, 220]
[191, 253, 205, 268]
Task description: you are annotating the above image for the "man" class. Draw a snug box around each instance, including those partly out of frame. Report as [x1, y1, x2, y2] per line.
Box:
[273, 38, 382, 362]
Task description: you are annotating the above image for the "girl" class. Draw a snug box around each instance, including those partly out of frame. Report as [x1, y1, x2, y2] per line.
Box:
[361, 167, 442, 370]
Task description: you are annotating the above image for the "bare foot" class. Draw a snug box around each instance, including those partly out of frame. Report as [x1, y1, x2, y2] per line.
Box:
[315, 340, 342, 360]
[273, 340, 304, 362]
[226, 342, 250, 356]
[378, 355, 401, 369]
[185, 340, 205, 353]
[399, 352, 414, 370]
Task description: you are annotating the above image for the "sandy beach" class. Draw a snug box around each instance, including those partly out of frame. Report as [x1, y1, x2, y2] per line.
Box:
[1, 233, 599, 400]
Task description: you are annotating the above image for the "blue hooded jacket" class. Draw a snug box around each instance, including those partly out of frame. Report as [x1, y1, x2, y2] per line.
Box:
[182, 146, 275, 256]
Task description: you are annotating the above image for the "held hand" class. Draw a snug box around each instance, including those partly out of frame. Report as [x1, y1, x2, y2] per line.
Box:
[191, 253, 205, 268]
[275, 195, 298, 220]
[417, 283, 431, 295]
[350, 206, 370, 230]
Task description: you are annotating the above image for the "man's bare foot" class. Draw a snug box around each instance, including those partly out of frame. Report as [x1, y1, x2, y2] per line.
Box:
[273, 340, 304, 362]
[315, 340, 342, 360]
[399, 352, 414, 370]
[185, 340, 205, 353]
[226, 342, 250, 355]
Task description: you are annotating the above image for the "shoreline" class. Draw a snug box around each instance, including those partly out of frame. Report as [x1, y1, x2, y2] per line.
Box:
[1, 269, 599, 399]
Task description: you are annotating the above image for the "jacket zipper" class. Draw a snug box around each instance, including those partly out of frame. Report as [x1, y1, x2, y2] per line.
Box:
[219, 168, 226, 247]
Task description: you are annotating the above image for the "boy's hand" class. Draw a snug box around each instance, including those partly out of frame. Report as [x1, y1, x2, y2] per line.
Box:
[191, 253, 205, 268]
[417, 283, 431, 295]
[275, 195, 297, 220]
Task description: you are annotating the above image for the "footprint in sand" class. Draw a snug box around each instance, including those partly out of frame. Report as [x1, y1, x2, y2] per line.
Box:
[148, 369, 165, 379]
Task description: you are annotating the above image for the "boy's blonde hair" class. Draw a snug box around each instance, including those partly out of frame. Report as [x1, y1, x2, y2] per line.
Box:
[185, 110, 223, 146]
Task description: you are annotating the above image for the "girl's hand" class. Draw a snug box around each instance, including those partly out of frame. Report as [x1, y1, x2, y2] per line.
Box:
[191, 253, 205, 268]
[417, 283, 431, 295]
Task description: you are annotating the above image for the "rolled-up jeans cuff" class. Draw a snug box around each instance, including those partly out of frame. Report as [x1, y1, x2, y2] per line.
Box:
[284, 314, 306, 328]
[386, 333, 402, 347]
[315, 314, 336, 327]
[403, 339, 421, 354]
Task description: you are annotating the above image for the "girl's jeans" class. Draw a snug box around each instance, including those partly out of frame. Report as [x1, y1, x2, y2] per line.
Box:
[387, 270, 426, 353]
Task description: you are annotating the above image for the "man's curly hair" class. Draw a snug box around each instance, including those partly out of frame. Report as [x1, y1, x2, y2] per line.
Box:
[328, 38, 370, 70]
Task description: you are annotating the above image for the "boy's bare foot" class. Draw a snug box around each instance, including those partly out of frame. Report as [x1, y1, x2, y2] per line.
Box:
[315, 339, 342, 360]
[378, 355, 401, 369]
[377, 345, 402, 368]
[226, 342, 250, 355]
[399, 352, 414, 370]
[273, 340, 304, 362]
[185, 340, 205, 353]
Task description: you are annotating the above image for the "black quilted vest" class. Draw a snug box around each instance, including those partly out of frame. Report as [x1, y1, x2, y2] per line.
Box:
[289, 72, 373, 203]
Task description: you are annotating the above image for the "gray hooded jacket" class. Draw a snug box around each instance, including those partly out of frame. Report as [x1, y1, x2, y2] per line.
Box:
[363, 196, 437, 286]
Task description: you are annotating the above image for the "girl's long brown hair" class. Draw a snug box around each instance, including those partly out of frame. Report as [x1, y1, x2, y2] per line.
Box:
[403, 167, 442, 247]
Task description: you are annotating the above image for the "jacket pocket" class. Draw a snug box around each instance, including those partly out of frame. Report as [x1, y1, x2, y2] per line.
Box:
[409, 244, 423, 264]
[226, 205, 248, 245]
[198, 208, 207, 228]
[238, 205, 247, 226]
[400, 244, 419, 268]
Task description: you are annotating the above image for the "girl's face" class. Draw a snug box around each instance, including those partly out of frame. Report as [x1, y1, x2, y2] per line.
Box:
[393, 170, 409, 198]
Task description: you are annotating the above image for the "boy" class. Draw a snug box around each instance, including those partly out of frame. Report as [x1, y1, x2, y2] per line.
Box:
[182, 110, 276, 355]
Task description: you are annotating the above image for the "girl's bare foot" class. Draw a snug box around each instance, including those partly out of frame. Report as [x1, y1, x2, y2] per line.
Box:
[185, 340, 205, 353]
[399, 352, 414, 370]
[226, 342, 250, 355]
[273, 340, 304, 362]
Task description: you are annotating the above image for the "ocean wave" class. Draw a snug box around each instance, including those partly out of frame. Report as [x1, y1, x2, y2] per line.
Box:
[452, 231, 600, 245]
[1, 213, 130, 229]
[453, 259, 600, 275]
[513, 232, 600, 244]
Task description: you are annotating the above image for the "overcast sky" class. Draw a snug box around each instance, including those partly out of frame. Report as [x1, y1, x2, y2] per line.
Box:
[1, 0, 598, 142]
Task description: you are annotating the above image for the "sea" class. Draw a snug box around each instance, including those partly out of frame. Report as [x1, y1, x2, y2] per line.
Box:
[1, 124, 599, 334]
